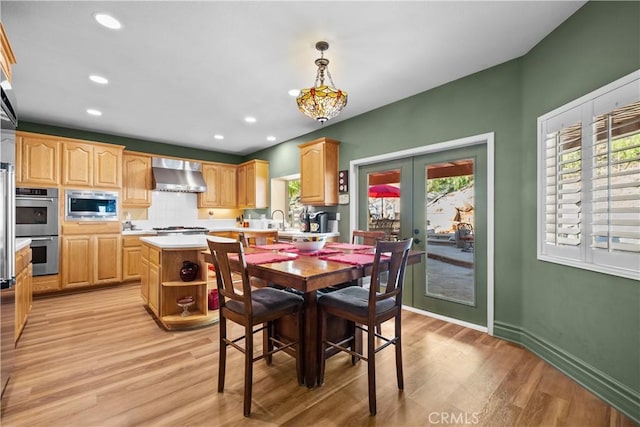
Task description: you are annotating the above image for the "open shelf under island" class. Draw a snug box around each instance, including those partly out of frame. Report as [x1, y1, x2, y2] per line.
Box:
[140, 235, 223, 330]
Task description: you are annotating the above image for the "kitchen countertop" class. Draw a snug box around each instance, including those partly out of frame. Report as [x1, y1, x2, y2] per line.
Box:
[140, 235, 235, 249]
[16, 238, 31, 251]
[125, 227, 339, 239]
[122, 230, 158, 236]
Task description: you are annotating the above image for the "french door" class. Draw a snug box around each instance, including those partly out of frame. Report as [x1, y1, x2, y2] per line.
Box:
[356, 140, 490, 329]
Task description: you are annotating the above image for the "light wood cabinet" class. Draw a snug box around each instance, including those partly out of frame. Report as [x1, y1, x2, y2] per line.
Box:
[198, 163, 237, 208]
[14, 245, 32, 342]
[122, 152, 152, 207]
[140, 255, 149, 304]
[62, 141, 123, 188]
[16, 133, 60, 186]
[61, 235, 92, 288]
[0, 23, 16, 84]
[220, 165, 237, 207]
[94, 145, 122, 188]
[299, 137, 339, 206]
[62, 234, 121, 288]
[236, 160, 268, 209]
[94, 234, 122, 284]
[122, 235, 153, 282]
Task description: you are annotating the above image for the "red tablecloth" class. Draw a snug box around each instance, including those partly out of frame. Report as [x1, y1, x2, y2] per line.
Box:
[319, 252, 389, 266]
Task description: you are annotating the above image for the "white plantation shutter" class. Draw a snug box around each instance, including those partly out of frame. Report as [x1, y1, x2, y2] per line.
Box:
[589, 100, 640, 272]
[540, 106, 583, 262]
[538, 71, 640, 279]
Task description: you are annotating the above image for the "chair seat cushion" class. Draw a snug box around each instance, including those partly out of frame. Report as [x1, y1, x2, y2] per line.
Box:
[226, 287, 303, 318]
[318, 286, 396, 318]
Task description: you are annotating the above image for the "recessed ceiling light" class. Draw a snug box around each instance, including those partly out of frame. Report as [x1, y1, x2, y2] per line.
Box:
[266, 136, 276, 142]
[94, 13, 122, 30]
[244, 116, 257, 123]
[288, 89, 300, 97]
[89, 75, 109, 84]
[87, 109, 102, 116]
[214, 134, 224, 140]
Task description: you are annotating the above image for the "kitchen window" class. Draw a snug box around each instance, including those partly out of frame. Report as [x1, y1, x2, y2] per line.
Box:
[270, 174, 301, 229]
[537, 71, 640, 280]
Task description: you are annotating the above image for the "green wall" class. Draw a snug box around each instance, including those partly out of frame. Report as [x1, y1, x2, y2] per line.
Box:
[254, 1, 640, 420]
[18, 121, 244, 164]
[517, 1, 639, 419]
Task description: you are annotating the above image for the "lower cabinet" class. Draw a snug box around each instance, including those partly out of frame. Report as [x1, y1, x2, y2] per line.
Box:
[15, 245, 32, 342]
[122, 235, 153, 282]
[62, 234, 122, 288]
[140, 243, 149, 303]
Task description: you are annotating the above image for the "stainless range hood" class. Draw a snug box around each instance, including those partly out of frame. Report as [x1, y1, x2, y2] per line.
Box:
[152, 157, 207, 193]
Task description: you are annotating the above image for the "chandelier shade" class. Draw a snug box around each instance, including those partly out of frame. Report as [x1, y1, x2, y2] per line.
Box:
[296, 41, 348, 124]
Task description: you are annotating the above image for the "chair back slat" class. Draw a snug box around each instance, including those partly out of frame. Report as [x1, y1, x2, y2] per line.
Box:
[369, 238, 413, 314]
[240, 230, 279, 247]
[352, 230, 386, 246]
[207, 240, 253, 316]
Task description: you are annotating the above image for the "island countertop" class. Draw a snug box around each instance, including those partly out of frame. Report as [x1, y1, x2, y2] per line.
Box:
[140, 235, 235, 249]
[132, 228, 339, 240]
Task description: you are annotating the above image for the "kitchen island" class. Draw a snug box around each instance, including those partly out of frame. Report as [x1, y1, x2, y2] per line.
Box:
[140, 235, 226, 330]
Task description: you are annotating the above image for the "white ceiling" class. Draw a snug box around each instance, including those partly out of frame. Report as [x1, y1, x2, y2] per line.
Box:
[2, 1, 585, 156]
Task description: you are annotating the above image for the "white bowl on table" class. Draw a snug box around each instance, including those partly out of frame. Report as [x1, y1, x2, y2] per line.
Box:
[291, 234, 327, 251]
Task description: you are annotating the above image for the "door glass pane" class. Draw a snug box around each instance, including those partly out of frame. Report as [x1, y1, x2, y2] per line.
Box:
[425, 159, 475, 305]
[367, 169, 401, 241]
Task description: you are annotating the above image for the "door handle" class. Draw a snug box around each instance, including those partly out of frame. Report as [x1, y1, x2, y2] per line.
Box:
[414, 238, 421, 244]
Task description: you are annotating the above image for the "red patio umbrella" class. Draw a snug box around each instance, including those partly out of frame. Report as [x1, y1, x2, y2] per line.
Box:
[368, 184, 400, 218]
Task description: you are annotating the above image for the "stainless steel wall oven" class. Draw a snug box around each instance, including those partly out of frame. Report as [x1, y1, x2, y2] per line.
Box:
[16, 187, 59, 276]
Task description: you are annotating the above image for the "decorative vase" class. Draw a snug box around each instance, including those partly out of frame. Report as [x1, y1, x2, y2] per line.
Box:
[179, 261, 199, 282]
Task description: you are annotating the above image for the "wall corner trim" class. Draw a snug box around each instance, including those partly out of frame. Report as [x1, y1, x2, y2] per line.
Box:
[494, 322, 640, 423]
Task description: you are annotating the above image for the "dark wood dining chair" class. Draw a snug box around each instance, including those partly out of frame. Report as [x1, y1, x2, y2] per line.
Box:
[318, 238, 413, 415]
[352, 229, 386, 246]
[240, 230, 279, 247]
[207, 240, 304, 417]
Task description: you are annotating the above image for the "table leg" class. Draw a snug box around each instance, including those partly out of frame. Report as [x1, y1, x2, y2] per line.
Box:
[303, 290, 318, 387]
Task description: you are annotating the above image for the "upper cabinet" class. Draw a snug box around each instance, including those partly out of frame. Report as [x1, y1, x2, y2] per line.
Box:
[17, 133, 61, 186]
[198, 162, 237, 208]
[16, 131, 124, 189]
[122, 152, 152, 207]
[236, 160, 268, 209]
[0, 23, 16, 83]
[62, 141, 122, 188]
[299, 137, 339, 206]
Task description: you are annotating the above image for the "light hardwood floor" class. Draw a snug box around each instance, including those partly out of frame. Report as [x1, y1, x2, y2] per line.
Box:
[0, 283, 635, 427]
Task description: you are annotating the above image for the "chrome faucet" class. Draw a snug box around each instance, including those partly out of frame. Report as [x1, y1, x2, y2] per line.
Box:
[271, 209, 286, 231]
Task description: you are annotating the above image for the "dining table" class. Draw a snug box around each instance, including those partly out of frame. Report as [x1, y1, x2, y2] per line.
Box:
[203, 240, 424, 388]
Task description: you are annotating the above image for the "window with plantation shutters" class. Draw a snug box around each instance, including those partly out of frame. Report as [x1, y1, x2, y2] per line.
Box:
[544, 122, 582, 249]
[538, 71, 640, 280]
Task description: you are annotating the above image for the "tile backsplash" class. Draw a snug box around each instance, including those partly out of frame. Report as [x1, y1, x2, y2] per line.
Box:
[126, 191, 235, 230]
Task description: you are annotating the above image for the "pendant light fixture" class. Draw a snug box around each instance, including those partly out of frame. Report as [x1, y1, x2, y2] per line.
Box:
[296, 41, 348, 124]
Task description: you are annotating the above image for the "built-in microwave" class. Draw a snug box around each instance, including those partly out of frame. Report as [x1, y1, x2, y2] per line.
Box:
[65, 190, 119, 221]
